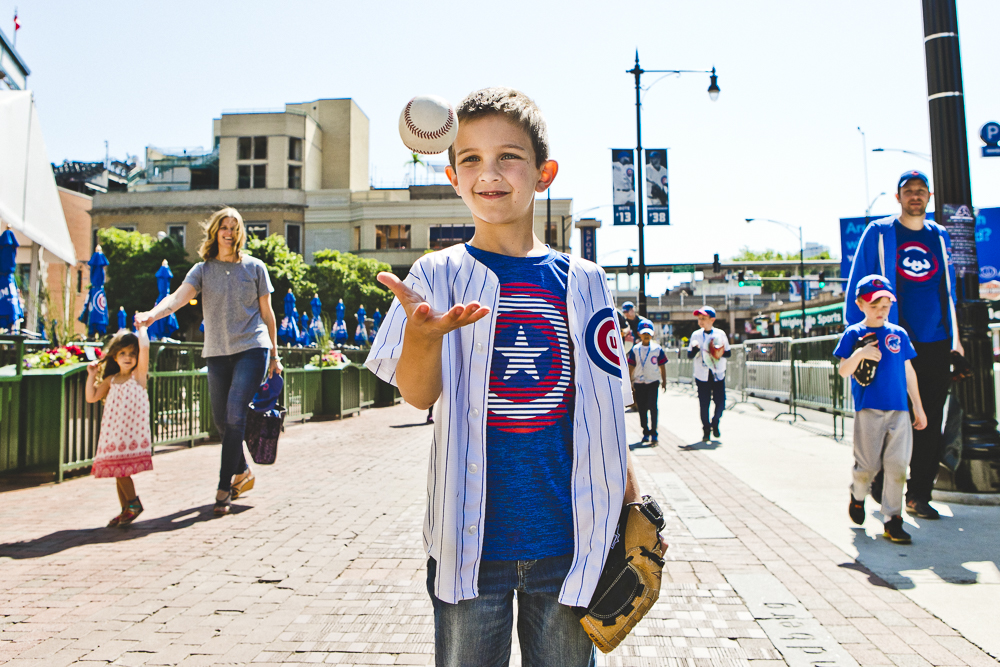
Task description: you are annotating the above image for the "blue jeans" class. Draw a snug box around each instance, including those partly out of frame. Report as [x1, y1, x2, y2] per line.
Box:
[427, 556, 595, 667]
[696, 376, 725, 429]
[207, 347, 269, 491]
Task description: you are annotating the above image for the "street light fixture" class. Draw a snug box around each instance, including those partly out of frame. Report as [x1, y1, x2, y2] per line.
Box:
[628, 51, 719, 318]
[746, 218, 807, 338]
[865, 191, 888, 227]
[872, 147, 932, 162]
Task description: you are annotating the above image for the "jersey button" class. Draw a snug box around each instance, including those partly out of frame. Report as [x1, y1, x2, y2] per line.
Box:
[468, 525, 477, 535]
[471, 408, 480, 418]
[468, 463, 478, 474]
[476, 343, 484, 353]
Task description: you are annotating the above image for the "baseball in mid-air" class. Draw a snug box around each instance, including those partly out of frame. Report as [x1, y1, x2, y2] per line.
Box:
[398, 95, 458, 155]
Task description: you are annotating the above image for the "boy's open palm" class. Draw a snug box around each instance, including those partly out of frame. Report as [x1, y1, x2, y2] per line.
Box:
[378, 271, 489, 339]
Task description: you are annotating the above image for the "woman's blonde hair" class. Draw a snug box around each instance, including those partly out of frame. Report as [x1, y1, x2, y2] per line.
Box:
[198, 207, 247, 260]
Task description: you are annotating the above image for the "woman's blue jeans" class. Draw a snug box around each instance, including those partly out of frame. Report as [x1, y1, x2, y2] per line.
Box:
[427, 555, 595, 667]
[207, 347, 268, 492]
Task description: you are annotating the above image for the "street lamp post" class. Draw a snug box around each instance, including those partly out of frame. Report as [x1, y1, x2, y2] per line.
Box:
[627, 52, 719, 318]
[920, 0, 1000, 492]
[865, 191, 888, 228]
[872, 147, 932, 161]
[747, 218, 806, 337]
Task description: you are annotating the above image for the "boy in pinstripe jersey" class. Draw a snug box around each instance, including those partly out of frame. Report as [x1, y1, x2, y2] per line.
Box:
[367, 88, 666, 667]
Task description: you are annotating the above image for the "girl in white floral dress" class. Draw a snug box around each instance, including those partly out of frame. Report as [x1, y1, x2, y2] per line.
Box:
[86, 326, 152, 527]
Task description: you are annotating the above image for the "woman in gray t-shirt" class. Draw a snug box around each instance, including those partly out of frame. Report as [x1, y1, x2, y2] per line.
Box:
[136, 207, 282, 515]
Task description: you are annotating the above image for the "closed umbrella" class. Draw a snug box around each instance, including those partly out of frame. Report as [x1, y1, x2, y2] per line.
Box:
[79, 246, 109, 336]
[369, 308, 381, 343]
[299, 311, 313, 346]
[354, 304, 367, 344]
[332, 298, 348, 345]
[117, 307, 127, 331]
[309, 294, 324, 340]
[0, 230, 23, 331]
[148, 261, 179, 340]
[278, 289, 300, 345]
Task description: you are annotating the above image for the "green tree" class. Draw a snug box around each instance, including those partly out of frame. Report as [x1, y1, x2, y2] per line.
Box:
[730, 247, 831, 293]
[306, 250, 392, 327]
[245, 234, 316, 319]
[97, 228, 196, 334]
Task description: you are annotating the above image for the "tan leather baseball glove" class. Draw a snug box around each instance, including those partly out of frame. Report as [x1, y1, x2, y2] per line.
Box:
[577, 496, 666, 653]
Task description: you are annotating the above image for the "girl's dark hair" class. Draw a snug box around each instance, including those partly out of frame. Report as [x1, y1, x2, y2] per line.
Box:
[96, 330, 140, 382]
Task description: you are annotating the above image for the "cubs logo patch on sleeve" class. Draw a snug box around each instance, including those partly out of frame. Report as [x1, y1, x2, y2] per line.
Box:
[585, 307, 624, 377]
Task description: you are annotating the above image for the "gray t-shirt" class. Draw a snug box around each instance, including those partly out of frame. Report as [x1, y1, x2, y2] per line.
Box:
[183, 256, 274, 357]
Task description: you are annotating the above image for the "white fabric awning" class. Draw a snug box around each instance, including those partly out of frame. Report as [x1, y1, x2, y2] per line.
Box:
[0, 91, 77, 265]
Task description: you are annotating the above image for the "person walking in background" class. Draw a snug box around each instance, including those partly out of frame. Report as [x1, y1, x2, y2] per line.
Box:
[688, 307, 731, 441]
[835, 275, 927, 543]
[627, 320, 667, 445]
[135, 207, 282, 516]
[86, 327, 153, 527]
[845, 170, 964, 520]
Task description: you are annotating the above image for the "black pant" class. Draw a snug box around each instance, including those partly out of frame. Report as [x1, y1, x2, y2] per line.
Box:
[696, 376, 726, 430]
[634, 382, 660, 437]
[908, 339, 951, 502]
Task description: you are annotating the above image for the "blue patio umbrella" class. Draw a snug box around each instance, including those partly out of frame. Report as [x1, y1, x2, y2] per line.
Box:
[148, 261, 179, 340]
[369, 308, 381, 343]
[299, 311, 313, 346]
[278, 289, 301, 345]
[332, 298, 348, 345]
[309, 294, 324, 340]
[354, 304, 367, 344]
[79, 247, 109, 336]
[0, 230, 23, 330]
[117, 307, 127, 331]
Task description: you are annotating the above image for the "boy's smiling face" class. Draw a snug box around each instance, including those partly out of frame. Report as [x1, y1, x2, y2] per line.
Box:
[446, 115, 557, 229]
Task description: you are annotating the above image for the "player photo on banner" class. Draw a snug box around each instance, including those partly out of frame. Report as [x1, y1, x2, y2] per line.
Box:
[612, 149, 636, 225]
[645, 149, 669, 225]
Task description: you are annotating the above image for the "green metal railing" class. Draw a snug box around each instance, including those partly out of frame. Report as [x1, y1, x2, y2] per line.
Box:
[148, 343, 211, 449]
[278, 346, 323, 422]
[0, 336, 23, 473]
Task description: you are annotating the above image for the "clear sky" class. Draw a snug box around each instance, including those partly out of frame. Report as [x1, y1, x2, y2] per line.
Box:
[5, 1, 999, 268]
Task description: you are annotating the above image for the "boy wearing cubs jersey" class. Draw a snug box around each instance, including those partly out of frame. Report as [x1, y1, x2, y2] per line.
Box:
[367, 87, 665, 667]
[835, 275, 927, 544]
[627, 320, 667, 445]
[687, 306, 730, 441]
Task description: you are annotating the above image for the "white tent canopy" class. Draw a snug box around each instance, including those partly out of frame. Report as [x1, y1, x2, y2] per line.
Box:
[0, 91, 76, 265]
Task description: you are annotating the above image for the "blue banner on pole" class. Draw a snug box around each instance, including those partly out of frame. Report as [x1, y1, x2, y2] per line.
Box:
[644, 148, 669, 225]
[611, 149, 636, 225]
[580, 228, 596, 262]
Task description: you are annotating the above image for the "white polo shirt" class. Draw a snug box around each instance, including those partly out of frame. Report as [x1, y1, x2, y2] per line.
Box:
[366, 244, 632, 607]
[688, 327, 730, 382]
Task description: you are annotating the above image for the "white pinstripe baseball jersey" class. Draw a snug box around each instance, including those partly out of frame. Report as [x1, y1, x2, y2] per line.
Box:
[366, 243, 632, 606]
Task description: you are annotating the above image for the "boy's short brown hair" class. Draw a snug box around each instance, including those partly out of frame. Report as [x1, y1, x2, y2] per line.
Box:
[447, 87, 549, 169]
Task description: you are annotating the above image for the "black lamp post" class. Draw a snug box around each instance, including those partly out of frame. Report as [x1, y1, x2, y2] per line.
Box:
[627, 52, 719, 318]
[920, 0, 1000, 493]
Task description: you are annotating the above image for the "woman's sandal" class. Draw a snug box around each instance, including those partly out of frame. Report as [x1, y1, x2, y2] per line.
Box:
[231, 468, 255, 500]
[107, 511, 124, 528]
[214, 492, 232, 516]
[117, 498, 143, 527]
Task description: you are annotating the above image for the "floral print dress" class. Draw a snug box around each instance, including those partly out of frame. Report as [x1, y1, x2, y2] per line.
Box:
[91, 376, 153, 478]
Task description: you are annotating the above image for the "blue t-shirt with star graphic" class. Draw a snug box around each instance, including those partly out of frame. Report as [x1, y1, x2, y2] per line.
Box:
[465, 244, 575, 561]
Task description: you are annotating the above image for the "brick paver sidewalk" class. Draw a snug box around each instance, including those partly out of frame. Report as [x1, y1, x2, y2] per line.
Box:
[0, 403, 995, 666]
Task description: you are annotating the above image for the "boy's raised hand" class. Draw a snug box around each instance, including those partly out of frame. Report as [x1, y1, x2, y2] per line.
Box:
[378, 272, 489, 340]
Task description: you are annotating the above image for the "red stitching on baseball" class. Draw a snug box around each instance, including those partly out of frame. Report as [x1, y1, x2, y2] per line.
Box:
[404, 100, 455, 142]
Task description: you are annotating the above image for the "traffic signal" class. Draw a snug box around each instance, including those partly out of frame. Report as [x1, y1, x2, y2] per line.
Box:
[713, 253, 721, 273]
[626, 257, 634, 276]
[818, 271, 826, 288]
[738, 270, 746, 287]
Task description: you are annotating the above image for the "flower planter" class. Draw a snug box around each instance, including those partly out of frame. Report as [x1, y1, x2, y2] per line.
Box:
[320, 363, 361, 419]
[374, 377, 403, 408]
[358, 364, 377, 409]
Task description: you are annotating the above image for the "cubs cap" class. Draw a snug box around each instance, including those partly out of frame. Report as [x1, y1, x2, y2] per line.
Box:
[898, 169, 930, 191]
[621, 301, 635, 311]
[856, 274, 897, 302]
[693, 306, 717, 318]
[637, 319, 654, 335]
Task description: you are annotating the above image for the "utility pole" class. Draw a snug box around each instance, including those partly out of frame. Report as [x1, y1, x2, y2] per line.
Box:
[921, 0, 1000, 492]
